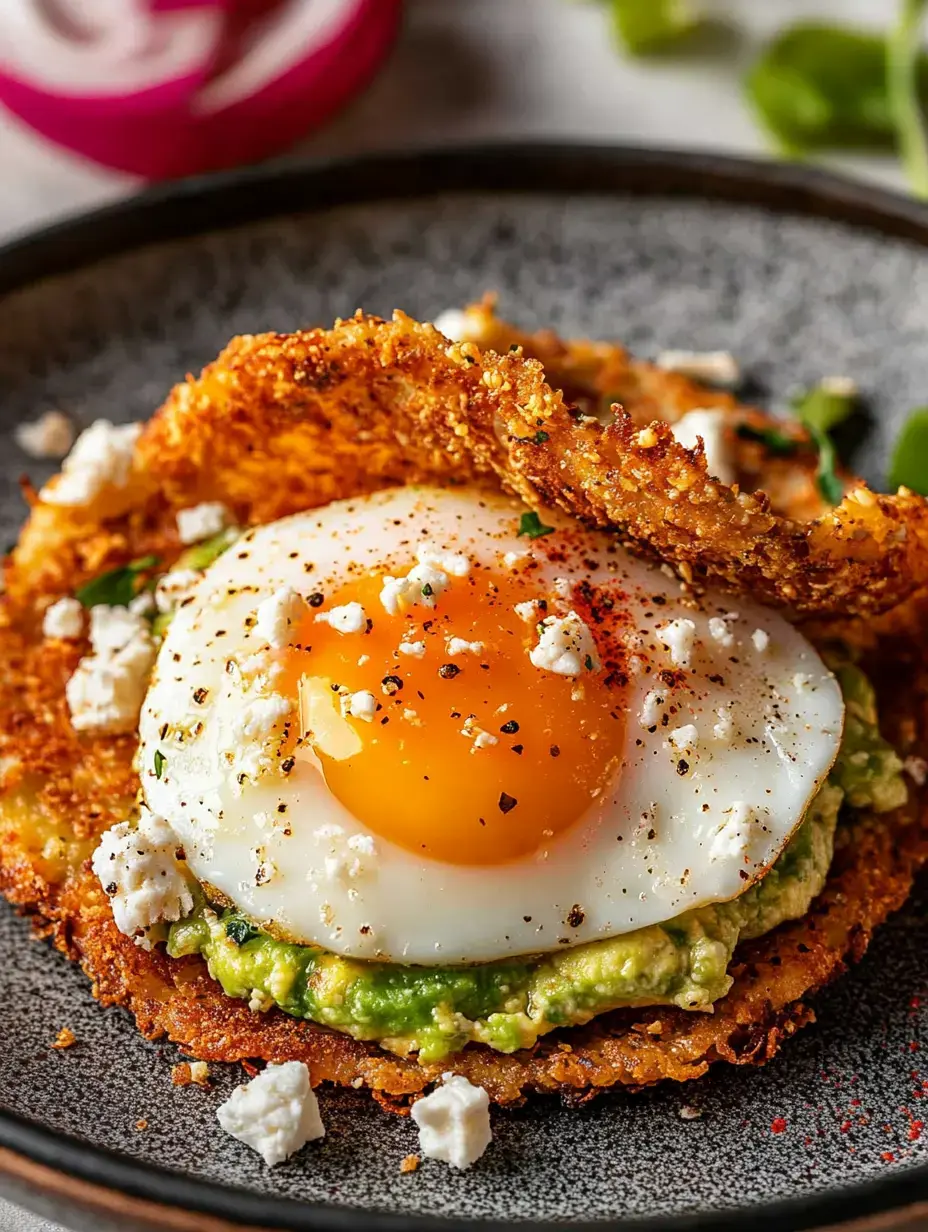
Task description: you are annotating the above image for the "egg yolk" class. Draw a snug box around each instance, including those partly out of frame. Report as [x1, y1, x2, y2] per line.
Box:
[280, 563, 628, 866]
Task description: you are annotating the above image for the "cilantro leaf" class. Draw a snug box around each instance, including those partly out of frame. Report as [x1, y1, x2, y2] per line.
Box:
[790, 380, 857, 433]
[889, 407, 928, 494]
[889, 0, 928, 198]
[517, 511, 555, 540]
[75, 554, 160, 609]
[807, 423, 844, 506]
[153, 750, 166, 780]
[225, 918, 260, 946]
[735, 423, 798, 457]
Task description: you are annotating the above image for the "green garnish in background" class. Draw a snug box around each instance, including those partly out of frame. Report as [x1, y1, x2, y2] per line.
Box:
[608, 0, 700, 54]
[889, 408, 928, 493]
[75, 555, 160, 609]
[517, 511, 555, 539]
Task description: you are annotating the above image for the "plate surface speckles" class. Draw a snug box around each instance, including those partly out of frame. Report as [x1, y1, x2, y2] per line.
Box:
[2, 149, 928, 1231]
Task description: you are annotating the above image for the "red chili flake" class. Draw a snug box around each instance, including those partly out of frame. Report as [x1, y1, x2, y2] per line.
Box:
[911, 997, 922, 1010]
[909, 1121, 924, 1142]
[770, 1117, 787, 1135]
[882, 1152, 895, 1163]
[850, 1098, 861, 1107]
[910, 1041, 920, 1052]
[839, 1121, 852, 1134]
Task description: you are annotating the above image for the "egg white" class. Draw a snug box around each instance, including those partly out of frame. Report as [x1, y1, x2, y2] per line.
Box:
[139, 486, 843, 964]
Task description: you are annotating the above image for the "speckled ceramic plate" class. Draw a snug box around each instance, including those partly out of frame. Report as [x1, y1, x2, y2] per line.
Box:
[2, 146, 928, 1232]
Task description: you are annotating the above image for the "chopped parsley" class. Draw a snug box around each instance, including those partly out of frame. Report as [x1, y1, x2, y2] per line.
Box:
[735, 423, 798, 456]
[75, 554, 160, 609]
[153, 750, 166, 779]
[517, 511, 554, 540]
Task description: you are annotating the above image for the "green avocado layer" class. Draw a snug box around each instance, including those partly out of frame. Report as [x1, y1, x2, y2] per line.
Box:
[167, 664, 906, 1062]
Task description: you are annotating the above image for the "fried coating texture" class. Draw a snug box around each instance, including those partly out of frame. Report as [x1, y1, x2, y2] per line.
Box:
[1, 309, 927, 1108]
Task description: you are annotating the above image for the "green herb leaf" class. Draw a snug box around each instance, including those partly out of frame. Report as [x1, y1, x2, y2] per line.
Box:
[889, 406, 928, 494]
[153, 750, 166, 779]
[517, 511, 555, 540]
[790, 380, 857, 433]
[744, 23, 928, 154]
[807, 423, 844, 506]
[735, 423, 798, 457]
[225, 918, 260, 946]
[888, 0, 928, 197]
[175, 526, 239, 572]
[75, 554, 160, 609]
[609, 0, 700, 55]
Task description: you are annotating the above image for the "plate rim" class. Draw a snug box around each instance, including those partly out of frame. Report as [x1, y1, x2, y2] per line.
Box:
[2, 140, 928, 1232]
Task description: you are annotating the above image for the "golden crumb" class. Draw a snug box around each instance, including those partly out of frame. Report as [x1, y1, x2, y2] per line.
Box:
[134, 1119, 148, 1132]
[400, 1154, 420, 1174]
[173, 1061, 211, 1087]
[51, 1027, 75, 1050]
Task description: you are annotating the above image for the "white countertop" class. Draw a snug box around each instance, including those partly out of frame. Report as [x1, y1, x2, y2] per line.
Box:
[0, 0, 910, 1228]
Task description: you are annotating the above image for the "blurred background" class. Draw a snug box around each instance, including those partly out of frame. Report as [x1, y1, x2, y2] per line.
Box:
[0, 0, 921, 248]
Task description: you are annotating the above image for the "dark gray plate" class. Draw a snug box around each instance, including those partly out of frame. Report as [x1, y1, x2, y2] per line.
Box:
[2, 146, 928, 1232]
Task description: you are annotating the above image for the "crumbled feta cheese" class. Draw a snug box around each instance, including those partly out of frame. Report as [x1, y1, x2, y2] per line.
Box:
[552, 577, 573, 601]
[655, 349, 740, 388]
[90, 805, 193, 949]
[502, 549, 531, 570]
[411, 1074, 492, 1170]
[709, 802, 756, 862]
[473, 731, 498, 750]
[249, 988, 274, 1013]
[312, 825, 377, 883]
[14, 410, 75, 459]
[224, 694, 293, 788]
[461, 715, 498, 750]
[707, 613, 737, 648]
[43, 596, 84, 640]
[314, 601, 367, 634]
[659, 618, 697, 668]
[713, 705, 733, 742]
[514, 600, 540, 623]
[66, 606, 156, 733]
[154, 568, 201, 614]
[638, 689, 666, 730]
[128, 590, 156, 617]
[176, 501, 233, 545]
[671, 409, 735, 485]
[40, 419, 141, 506]
[432, 308, 471, 342]
[216, 1062, 324, 1167]
[669, 724, 698, 750]
[342, 690, 376, 722]
[380, 564, 450, 615]
[904, 756, 928, 787]
[792, 672, 812, 691]
[446, 637, 484, 656]
[253, 586, 307, 649]
[529, 611, 600, 677]
[751, 628, 770, 653]
[398, 640, 426, 658]
[416, 543, 471, 577]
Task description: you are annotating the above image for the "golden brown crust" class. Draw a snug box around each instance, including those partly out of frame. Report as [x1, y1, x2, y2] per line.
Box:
[1, 308, 927, 1108]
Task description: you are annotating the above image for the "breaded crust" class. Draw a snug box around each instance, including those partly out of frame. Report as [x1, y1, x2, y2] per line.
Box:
[1, 311, 926, 1107]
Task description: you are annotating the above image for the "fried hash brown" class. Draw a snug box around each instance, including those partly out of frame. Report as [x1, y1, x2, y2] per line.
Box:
[1, 309, 927, 1107]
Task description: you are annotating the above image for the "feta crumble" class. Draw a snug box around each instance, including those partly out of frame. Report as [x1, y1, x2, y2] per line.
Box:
[223, 694, 293, 788]
[713, 705, 734, 742]
[514, 600, 540, 623]
[398, 640, 426, 658]
[341, 690, 376, 722]
[380, 564, 450, 615]
[502, 549, 531, 570]
[40, 419, 141, 506]
[668, 724, 698, 750]
[43, 596, 84, 640]
[709, 801, 756, 863]
[14, 410, 75, 459]
[432, 308, 471, 342]
[314, 601, 367, 634]
[659, 618, 697, 668]
[751, 628, 770, 653]
[670, 409, 735, 486]
[90, 806, 193, 949]
[411, 1074, 492, 1170]
[253, 586, 307, 649]
[655, 349, 740, 387]
[638, 690, 666, 730]
[708, 613, 737, 648]
[416, 543, 471, 577]
[154, 568, 201, 614]
[529, 611, 600, 677]
[216, 1062, 324, 1167]
[66, 605, 156, 733]
[446, 637, 484, 656]
[176, 501, 233, 545]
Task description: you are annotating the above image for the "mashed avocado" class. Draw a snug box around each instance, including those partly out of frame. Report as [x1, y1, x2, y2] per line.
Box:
[167, 664, 906, 1062]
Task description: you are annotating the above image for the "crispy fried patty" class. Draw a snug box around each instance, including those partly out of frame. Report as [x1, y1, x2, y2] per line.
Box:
[1, 311, 926, 1107]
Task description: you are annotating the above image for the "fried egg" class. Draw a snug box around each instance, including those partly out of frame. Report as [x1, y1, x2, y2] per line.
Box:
[138, 486, 843, 964]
